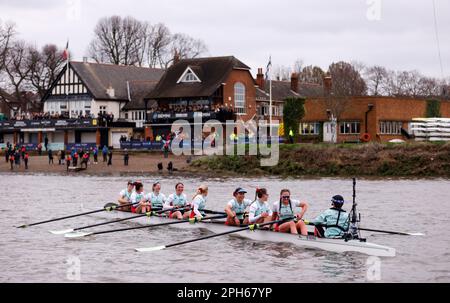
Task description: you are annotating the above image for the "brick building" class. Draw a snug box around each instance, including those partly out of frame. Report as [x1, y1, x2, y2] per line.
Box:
[300, 96, 450, 143]
[141, 56, 257, 139]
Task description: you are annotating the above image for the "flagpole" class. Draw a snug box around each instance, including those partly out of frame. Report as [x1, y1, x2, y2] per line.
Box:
[65, 40, 70, 118]
[269, 59, 272, 137]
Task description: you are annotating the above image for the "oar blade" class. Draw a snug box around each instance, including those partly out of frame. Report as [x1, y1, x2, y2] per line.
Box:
[407, 232, 425, 236]
[135, 246, 166, 252]
[64, 231, 94, 238]
[49, 229, 74, 235]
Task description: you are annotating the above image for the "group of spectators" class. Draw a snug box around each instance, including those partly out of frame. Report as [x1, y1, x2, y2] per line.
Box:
[5, 111, 116, 122]
[3, 142, 30, 170]
[9, 112, 70, 121]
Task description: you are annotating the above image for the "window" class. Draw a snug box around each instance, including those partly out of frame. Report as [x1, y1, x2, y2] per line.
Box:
[257, 105, 269, 116]
[340, 121, 361, 134]
[300, 122, 321, 135]
[185, 72, 196, 82]
[379, 121, 403, 134]
[178, 67, 201, 83]
[234, 82, 246, 114]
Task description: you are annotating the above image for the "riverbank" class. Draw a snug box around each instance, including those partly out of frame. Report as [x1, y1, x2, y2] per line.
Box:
[2, 142, 449, 178]
[187, 142, 450, 178]
[0, 151, 191, 176]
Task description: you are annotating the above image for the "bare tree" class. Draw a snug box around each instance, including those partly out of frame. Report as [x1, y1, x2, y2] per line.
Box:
[365, 65, 388, 96]
[2, 40, 35, 113]
[163, 33, 207, 68]
[272, 64, 291, 80]
[0, 21, 15, 71]
[88, 16, 148, 66]
[325, 61, 367, 120]
[146, 23, 172, 68]
[329, 61, 367, 97]
[298, 65, 325, 84]
[293, 59, 304, 75]
[27, 44, 66, 99]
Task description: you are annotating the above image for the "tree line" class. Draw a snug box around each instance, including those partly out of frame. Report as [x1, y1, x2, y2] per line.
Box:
[275, 60, 449, 99]
[0, 16, 208, 115]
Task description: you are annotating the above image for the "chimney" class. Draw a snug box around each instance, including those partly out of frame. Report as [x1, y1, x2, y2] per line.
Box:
[323, 73, 332, 95]
[83, 57, 88, 63]
[256, 68, 265, 90]
[173, 50, 180, 66]
[290, 72, 299, 93]
[106, 85, 115, 98]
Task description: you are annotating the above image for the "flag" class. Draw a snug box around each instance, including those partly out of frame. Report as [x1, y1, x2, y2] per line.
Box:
[265, 56, 272, 80]
[62, 40, 69, 61]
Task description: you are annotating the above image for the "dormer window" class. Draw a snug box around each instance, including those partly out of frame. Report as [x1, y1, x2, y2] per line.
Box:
[177, 67, 201, 83]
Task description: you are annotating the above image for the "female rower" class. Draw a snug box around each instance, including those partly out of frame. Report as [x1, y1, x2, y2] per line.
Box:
[165, 182, 189, 219]
[189, 185, 208, 220]
[130, 182, 149, 214]
[146, 181, 166, 211]
[118, 180, 135, 212]
[311, 195, 349, 238]
[248, 188, 273, 225]
[271, 189, 309, 235]
[224, 187, 252, 226]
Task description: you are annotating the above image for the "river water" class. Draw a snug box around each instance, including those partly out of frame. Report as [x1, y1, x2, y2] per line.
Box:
[0, 173, 449, 283]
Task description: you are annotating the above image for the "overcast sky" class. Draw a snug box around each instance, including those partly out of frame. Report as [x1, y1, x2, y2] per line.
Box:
[1, 0, 449, 78]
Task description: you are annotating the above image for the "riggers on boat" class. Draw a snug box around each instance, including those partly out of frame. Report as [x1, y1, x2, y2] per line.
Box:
[77, 203, 396, 257]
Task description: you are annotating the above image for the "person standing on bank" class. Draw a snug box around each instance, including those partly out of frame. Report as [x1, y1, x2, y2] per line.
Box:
[93, 147, 98, 164]
[44, 136, 49, 151]
[73, 152, 78, 167]
[9, 153, 14, 170]
[123, 149, 129, 166]
[24, 152, 29, 170]
[107, 149, 113, 166]
[48, 149, 54, 165]
[66, 154, 71, 172]
[289, 129, 294, 144]
[102, 145, 108, 162]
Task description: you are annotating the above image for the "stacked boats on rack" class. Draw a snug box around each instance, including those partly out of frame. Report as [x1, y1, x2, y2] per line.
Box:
[410, 118, 450, 141]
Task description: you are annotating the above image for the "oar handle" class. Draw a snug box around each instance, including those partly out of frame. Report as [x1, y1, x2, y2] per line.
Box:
[16, 201, 138, 228]
[163, 218, 285, 249]
[90, 214, 227, 236]
[73, 206, 190, 231]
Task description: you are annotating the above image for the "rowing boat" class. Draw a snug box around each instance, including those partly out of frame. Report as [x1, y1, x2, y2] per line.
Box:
[79, 205, 396, 257]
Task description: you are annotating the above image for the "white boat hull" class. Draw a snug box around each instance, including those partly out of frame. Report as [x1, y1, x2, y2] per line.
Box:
[82, 207, 396, 257]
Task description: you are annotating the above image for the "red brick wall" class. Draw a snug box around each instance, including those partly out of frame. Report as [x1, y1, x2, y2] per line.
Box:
[223, 69, 256, 121]
[303, 96, 450, 143]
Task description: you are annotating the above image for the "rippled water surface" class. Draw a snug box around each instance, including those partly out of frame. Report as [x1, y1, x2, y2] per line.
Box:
[0, 173, 449, 282]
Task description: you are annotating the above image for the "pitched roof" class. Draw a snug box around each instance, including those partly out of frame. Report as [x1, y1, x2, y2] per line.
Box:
[69, 61, 165, 101]
[297, 82, 324, 97]
[122, 81, 159, 110]
[256, 80, 324, 102]
[147, 56, 251, 99]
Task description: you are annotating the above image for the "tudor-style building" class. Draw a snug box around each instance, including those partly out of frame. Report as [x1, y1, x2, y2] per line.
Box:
[37, 61, 164, 148]
[43, 61, 164, 119]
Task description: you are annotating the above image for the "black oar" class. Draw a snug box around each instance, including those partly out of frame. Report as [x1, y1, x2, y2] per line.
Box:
[49, 206, 190, 235]
[64, 214, 227, 239]
[356, 227, 424, 236]
[302, 220, 424, 236]
[16, 202, 136, 229]
[135, 219, 285, 252]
